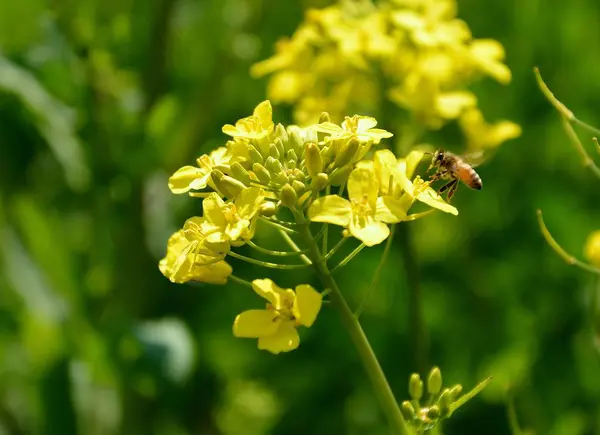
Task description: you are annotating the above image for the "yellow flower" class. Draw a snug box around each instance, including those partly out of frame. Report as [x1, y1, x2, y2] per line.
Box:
[222, 100, 274, 140]
[314, 115, 393, 144]
[459, 108, 521, 151]
[202, 187, 265, 246]
[168, 147, 230, 195]
[584, 230, 600, 268]
[469, 39, 511, 84]
[393, 151, 458, 215]
[309, 167, 408, 246]
[159, 229, 232, 284]
[233, 279, 322, 354]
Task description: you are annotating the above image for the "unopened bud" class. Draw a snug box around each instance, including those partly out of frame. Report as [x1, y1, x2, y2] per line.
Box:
[274, 123, 288, 144]
[427, 367, 442, 395]
[247, 145, 264, 165]
[269, 143, 281, 160]
[280, 184, 297, 208]
[409, 374, 423, 400]
[320, 145, 334, 166]
[292, 180, 305, 195]
[274, 171, 290, 185]
[220, 175, 246, 197]
[274, 138, 285, 158]
[210, 170, 228, 197]
[298, 190, 312, 208]
[449, 384, 463, 401]
[230, 162, 252, 185]
[292, 168, 305, 182]
[287, 159, 297, 170]
[426, 405, 440, 420]
[329, 165, 352, 186]
[288, 129, 303, 154]
[335, 137, 360, 167]
[584, 230, 600, 267]
[305, 142, 323, 177]
[265, 156, 284, 175]
[437, 389, 451, 417]
[252, 163, 271, 184]
[310, 172, 329, 191]
[318, 112, 331, 123]
[287, 149, 298, 162]
[401, 401, 415, 421]
[259, 201, 278, 217]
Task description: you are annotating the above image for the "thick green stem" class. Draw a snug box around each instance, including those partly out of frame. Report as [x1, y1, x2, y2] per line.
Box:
[295, 215, 411, 435]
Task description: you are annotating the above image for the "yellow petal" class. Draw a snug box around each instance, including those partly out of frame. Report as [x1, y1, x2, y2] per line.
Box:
[417, 188, 459, 215]
[375, 196, 408, 224]
[436, 92, 476, 119]
[405, 150, 426, 179]
[233, 310, 280, 338]
[202, 193, 227, 228]
[308, 196, 352, 227]
[293, 285, 322, 327]
[374, 150, 398, 195]
[356, 116, 378, 132]
[257, 322, 300, 354]
[168, 166, 208, 194]
[251, 278, 289, 308]
[348, 167, 378, 207]
[188, 260, 233, 285]
[349, 216, 390, 247]
[253, 100, 273, 128]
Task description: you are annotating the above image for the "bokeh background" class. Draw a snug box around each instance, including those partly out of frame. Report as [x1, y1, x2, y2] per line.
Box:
[1, 0, 600, 434]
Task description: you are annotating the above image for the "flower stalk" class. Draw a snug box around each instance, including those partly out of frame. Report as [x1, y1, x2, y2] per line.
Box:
[294, 211, 412, 435]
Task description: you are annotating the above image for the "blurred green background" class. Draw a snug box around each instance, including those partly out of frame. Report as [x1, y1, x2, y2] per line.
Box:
[1, 0, 600, 434]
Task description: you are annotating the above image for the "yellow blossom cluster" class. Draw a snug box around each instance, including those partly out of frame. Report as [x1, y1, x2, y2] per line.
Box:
[251, 0, 521, 151]
[159, 101, 457, 352]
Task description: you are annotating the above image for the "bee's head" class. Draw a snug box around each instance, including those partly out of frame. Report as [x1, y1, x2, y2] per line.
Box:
[427, 149, 444, 171]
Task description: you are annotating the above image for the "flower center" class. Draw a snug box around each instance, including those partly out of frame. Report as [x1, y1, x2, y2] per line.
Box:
[222, 204, 241, 224]
[351, 194, 373, 217]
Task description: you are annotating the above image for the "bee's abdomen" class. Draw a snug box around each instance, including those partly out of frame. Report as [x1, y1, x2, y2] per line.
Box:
[457, 165, 482, 190]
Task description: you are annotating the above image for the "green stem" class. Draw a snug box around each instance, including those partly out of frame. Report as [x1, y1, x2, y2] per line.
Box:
[229, 274, 253, 288]
[324, 236, 348, 260]
[295, 214, 411, 435]
[355, 225, 396, 318]
[227, 251, 311, 270]
[277, 229, 312, 265]
[331, 243, 366, 273]
[259, 216, 299, 234]
[246, 240, 309, 257]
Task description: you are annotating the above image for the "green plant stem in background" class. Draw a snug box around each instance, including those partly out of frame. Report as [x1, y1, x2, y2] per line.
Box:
[295, 213, 412, 435]
[536, 210, 600, 275]
[227, 251, 311, 269]
[534, 67, 600, 179]
[399, 224, 428, 373]
[507, 397, 525, 435]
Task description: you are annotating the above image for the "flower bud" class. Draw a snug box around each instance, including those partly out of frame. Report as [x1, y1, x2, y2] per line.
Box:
[220, 175, 246, 197]
[335, 137, 360, 167]
[319, 112, 331, 123]
[584, 230, 600, 267]
[427, 367, 442, 395]
[426, 405, 440, 420]
[292, 180, 305, 195]
[329, 165, 352, 186]
[401, 401, 415, 421]
[259, 201, 278, 217]
[269, 143, 281, 160]
[274, 123, 288, 145]
[287, 159, 297, 170]
[409, 373, 423, 400]
[305, 142, 323, 177]
[320, 145, 333, 167]
[274, 138, 285, 158]
[247, 145, 264, 165]
[449, 384, 463, 401]
[230, 162, 252, 185]
[265, 156, 284, 175]
[310, 172, 329, 191]
[252, 163, 271, 184]
[274, 171, 290, 185]
[210, 170, 228, 197]
[287, 149, 298, 163]
[280, 183, 297, 208]
[437, 389, 451, 417]
[298, 190, 312, 208]
[288, 128, 303, 154]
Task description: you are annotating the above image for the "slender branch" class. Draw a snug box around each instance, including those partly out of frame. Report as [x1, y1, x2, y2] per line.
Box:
[355, 225, 396, 318]
[507, 397, 525, 435]
[246, 240, 309, 257]
[324, 236, 348, 260]
[594, 137, 600, 156]
[321, 188, 331, 255]
[259, 216, 299, 234]
[277, 229, 312, 265]
[227, 251, 310, 269]
[294, 212, 411, 435]
[331, 243, 366, 273]
[534, 67, 600, 179]
[229, 274, 253, 287]
[536, 210, 600, 274]
[449, 377, 492, 415]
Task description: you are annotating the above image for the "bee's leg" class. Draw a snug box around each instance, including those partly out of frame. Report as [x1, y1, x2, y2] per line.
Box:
[447, 180, 459, 200]
[439, 179, 458, 201]
[428, 169, 447, 182]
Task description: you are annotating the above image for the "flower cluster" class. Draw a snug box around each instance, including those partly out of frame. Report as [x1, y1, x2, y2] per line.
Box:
[160, 101, 457, 352]
[251, 0, 520, 150]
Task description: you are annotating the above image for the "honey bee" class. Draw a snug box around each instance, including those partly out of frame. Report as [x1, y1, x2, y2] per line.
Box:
[427, 149, 483, 199]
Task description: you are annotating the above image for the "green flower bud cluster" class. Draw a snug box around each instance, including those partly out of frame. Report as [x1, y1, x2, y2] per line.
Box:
[401, 367, 470, 432]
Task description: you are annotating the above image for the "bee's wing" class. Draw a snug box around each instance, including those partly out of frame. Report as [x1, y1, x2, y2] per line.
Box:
[460, 151, 488, 168]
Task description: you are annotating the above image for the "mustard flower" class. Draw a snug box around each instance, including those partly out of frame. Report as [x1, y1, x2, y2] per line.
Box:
[202, 187, 265, 246]
[308, 167, 408, 246]
[584, 230, 600, 268]
[159, 229, 232, 284]
[459, 108, 521, 151]
[313, 115, 393, 144]
[233, 279, 322, 354]
[222, 100, 274, 141]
